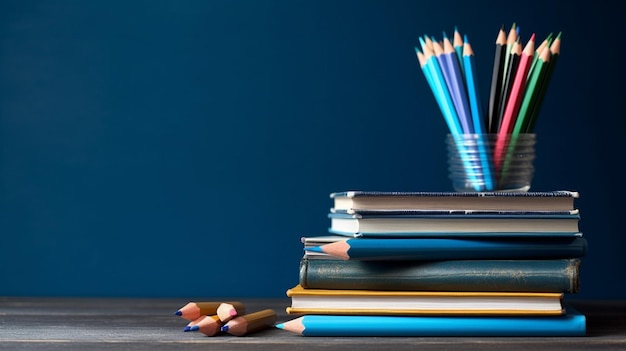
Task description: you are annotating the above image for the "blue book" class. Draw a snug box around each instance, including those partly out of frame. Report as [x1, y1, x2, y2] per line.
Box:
[275, 304, 586, 336]
[303, 235, 587, 261]
[328, 209, 580, 237]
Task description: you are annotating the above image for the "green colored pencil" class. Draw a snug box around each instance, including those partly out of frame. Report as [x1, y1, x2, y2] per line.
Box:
[511, 45, 551, 135]
[525, 32, 561, 132]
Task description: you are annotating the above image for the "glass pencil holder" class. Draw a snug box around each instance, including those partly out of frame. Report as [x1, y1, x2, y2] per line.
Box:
[446, 133, 536, 192]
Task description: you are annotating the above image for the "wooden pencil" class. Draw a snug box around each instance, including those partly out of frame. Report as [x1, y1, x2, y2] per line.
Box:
[174, 301, 242, 321]
[453, 26, 465, 74]
[433, 36, 472, 134]
[188, 315, 223, 336]
[175, 302, 221, 321]
[494, 33, 536, 173]
[512, 45, 551, 135]
[487, 26, 507, 133]
[495, 39, 521, 133]
[529, 32, 552, 77]
[220, 309, 277, 336]
[306, 236, 587, 261]
[525, 31, 561, 132]
[424, 37, 482, 191]
[421, 40, 463, 135]
[216, 301, 246, 322]
[463, 34, 494, 190]
[275, 313, 586, 337]
[500, 23, 518, 88]
[183, 315, 208, 332]
[422, 34, 434, 52]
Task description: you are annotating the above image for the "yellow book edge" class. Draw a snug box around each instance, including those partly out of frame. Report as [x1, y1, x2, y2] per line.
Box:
[285, 307, 565, 316]
[286, 284, 564, 298]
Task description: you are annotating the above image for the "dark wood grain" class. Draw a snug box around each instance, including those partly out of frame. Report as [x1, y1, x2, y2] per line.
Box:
[0, 297, 624, 351]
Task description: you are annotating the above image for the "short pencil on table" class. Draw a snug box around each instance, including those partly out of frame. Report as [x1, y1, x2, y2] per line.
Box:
[188, 315, 222, 336]
[220, 309, 277, 336]
[216, 301, 246, 322]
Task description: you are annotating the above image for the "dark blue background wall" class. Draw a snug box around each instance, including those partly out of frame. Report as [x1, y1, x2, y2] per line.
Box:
[1, 1, 623, 299]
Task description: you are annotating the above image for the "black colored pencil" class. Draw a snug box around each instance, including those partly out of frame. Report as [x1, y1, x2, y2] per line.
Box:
[488, 26, 507, 133]
[495, 39, 521, 132]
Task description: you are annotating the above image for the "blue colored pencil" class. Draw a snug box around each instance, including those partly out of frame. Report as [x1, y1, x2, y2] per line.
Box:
[418, 37, 481, 190]
[433, 36, 474, 134]
[276, 308, 586, 336]
[306, 236, 587, 261]
[462, 35, 494, 190]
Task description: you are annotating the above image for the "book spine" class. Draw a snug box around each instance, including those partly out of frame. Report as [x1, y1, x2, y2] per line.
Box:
[299, 258, 580, 293]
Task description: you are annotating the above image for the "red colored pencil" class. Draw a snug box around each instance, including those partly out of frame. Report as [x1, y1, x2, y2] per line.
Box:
[494, 33, 536, 173]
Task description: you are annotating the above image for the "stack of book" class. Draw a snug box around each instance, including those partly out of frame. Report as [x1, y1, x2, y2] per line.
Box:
[276, 190, 588, 336]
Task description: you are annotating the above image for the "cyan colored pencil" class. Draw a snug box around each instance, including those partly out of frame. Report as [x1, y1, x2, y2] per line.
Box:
[415, 46, 459, 135]
[420, 39, 463, 135]
[275, 311, 586, 337]
[417, 37, 481, 190]
[462, 35, 493, 190]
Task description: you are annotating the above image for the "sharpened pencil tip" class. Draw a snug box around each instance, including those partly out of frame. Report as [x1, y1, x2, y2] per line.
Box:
[183, 326, 190, 332]
[304, 246, 323, 253]
[221, 325, 229, 332]
[275, 323, 284, 330]
[190, 325, 199, 331]
[174, 311, 182, 316]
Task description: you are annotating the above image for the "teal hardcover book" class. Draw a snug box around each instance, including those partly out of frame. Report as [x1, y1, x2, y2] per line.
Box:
[299, 257, 581, 293]
[276, 304, 586, 336]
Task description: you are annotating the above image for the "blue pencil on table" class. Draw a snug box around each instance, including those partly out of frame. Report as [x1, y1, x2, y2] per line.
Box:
[276, 309, 586, 336]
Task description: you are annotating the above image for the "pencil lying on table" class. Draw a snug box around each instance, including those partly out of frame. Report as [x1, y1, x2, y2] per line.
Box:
[187, 315, 223, 336]
[174, 301, 244, 321]
[221, 309, 277, 336]
[216, 301, 246, 322]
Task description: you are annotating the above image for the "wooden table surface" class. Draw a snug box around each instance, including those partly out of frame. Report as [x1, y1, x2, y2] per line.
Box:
[1, 297, 625, 351]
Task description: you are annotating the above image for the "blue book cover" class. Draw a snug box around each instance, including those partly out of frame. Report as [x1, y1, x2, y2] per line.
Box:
[276, 304, 586, 336]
